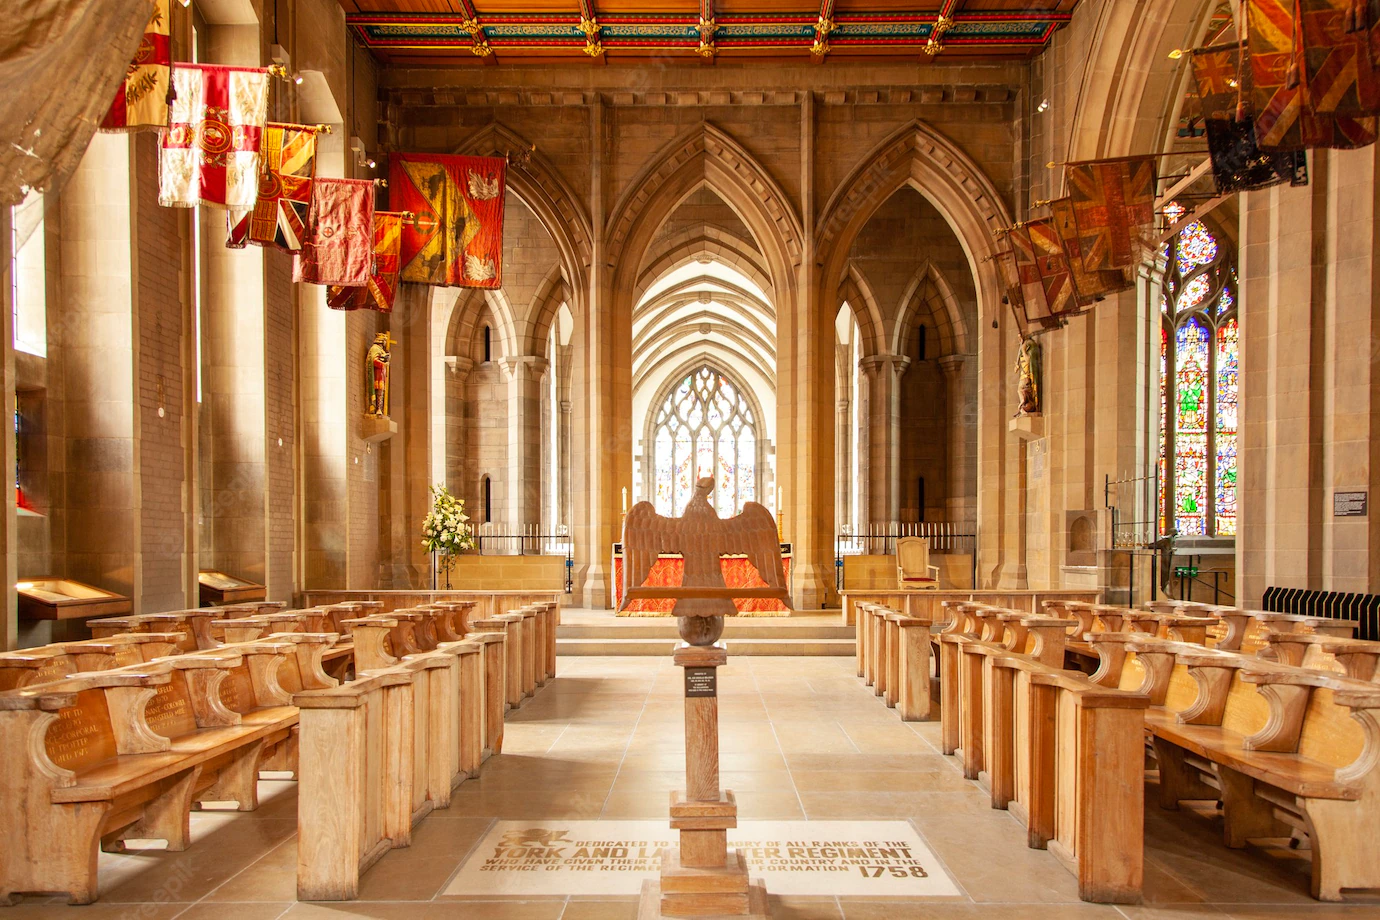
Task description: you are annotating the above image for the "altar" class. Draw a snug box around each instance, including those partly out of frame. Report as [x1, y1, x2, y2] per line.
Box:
[611, 543, 792, 615]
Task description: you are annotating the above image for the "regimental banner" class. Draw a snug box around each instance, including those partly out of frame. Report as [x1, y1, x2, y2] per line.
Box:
[227, 123, 318, 251]
[158, 64, 270, 209]
[327, 212, 402, 312]
[1192, 42, 1247, 121]
[994, 251, 1033, 339]
[1026, 218, 1080, 317]
[389, 153, 507, 288]
[443, 821, 962, 898]
[1247, 0, 1379, 148]
[1204, 116, 1309, 192]
[294, 177, 375, 287]
[1049, 197, 1130, 305]
[1007, 223, 1055, 328]
[100, 0, 171, 132]
[1298, 0, 1380, 117]
[1065, 157, 1157, 271]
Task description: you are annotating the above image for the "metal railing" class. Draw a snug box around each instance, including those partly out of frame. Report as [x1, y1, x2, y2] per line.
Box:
[834, 522, 977, 591]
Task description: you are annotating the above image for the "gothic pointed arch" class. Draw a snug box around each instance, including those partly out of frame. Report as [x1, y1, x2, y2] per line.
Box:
[605, 122, 804, 287]
[816, 120, 1013, 316]
[836, 263, 884, 361]
[443, 286, 519, 360]
[524, 263, 573, 356]
[891, 261, 969, 358]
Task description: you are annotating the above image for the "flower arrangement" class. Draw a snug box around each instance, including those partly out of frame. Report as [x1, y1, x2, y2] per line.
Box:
[422, 485, 474, 588]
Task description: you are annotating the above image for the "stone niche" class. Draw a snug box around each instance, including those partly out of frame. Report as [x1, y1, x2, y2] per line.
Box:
[1065, 511, 1097, 567]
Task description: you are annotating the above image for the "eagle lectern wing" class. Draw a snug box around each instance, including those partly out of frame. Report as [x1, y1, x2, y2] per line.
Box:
[621, 501, 676, 611]
[719, 502, 791, 605]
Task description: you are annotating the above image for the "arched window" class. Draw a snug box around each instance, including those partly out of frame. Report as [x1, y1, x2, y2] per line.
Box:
[1158, 208, 1238, 538]
[482, 325, 492, 363]
[650, 365, 759, 517]
[482, 475, 492, 524]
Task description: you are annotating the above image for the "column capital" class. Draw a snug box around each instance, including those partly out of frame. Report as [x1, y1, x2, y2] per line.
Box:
[937, 353, 966, 380]
[858, 353, 911, 379]
[500, 354, 550, 382]
[445, 355, 475, 381]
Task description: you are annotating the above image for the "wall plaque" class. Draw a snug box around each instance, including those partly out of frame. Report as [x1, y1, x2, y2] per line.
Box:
[684, 666, 717, 698]
[1334, 491, 1368, 517]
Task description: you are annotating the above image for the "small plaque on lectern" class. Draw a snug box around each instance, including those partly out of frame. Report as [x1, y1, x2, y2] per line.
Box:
[685, 667, 717, 698]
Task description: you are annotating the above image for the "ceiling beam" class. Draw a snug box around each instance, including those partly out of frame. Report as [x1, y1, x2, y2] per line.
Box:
[698, 0, 716, 62]
[810, 0, 834, 64]
[924, 0, 958, 58]
[577, 0, 605, 61]
[450, 0, 495, 60]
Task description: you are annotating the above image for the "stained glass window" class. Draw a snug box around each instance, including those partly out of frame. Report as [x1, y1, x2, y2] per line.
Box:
[1157, 208, 1238, 538]
[650, 365, 759, 516]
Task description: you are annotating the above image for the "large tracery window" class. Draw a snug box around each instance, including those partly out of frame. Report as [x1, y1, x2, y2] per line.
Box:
[1159, 207, 1239, 538]
[650, 365, 759, 517]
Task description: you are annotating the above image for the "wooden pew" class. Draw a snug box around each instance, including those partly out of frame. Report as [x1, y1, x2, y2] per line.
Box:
[935, 607, 1149, 903]
[1263, 632, 1380, 680]
[0, 644, 300, 904]
[0, 633, 184, 690]
[88, 610, 222, 652]
[1094, 634, 1380, 900]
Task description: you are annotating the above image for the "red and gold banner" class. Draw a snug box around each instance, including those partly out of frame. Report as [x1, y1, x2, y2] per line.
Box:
[1192, 42, 1246, 121]
[100, 0, 171, 132]
[158, 64, 269, 209]
[1049, 197, 1130, 305]
[227, 123, 317, 251]
[327, 212, 402, 312]
[294, 177, 375, 287]
[1024, 219, 1079, 317]
[1065, 157, 1156, 271]
[390, 153, 507, 288]
[1298, 0, 1380, 117]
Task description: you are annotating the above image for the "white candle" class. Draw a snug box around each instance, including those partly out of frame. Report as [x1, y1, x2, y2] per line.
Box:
[622, 487, 628, 513]
[776, 487, 782, 511]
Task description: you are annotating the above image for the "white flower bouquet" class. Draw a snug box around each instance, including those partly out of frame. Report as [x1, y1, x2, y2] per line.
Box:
[422, 485, 474, 587]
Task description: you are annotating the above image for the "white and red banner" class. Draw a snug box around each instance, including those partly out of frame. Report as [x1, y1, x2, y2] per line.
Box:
[158, 63, 269, 209]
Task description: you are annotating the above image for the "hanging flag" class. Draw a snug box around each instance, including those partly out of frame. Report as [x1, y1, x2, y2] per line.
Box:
[1204, 117, 1309, 192]
[1049, 198, 1130, 305]
[1065, 157, 1157, 272]
[100, 0, 171, 132]
[1298, 0, 1380, 117]
[1006, 225, 1061, 330]
[327, 212, 402, 312]
[1024, 219, 1080, 318]
[389, 153, 507, 288]
[159, 64, 269, 209]
[1192, 42, 1247, 121]
[226, 123, 318, 250]
[294, 178, 375, 287]
[1246, 0, 1378, 148]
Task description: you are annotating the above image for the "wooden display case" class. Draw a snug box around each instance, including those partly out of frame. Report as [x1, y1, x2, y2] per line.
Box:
[198, 571, 267, 607]
[16, 579, 132, 621]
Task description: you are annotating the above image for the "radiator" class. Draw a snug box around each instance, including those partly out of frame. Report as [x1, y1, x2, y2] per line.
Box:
[1262, 587, 1380, 642]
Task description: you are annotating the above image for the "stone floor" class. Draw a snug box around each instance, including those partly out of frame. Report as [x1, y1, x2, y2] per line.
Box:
[11, 655, 1380, 918]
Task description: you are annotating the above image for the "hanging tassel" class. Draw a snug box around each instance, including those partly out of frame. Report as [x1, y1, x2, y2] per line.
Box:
[1285, 58, 1300, 90]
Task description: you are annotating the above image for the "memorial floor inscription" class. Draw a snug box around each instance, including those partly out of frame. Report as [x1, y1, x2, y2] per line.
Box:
[443, 820, 962, 898]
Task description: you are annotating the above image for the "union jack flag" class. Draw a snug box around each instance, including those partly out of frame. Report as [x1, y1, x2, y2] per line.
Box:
[1299, 0, 1380, 117]
[227, 123, 318, 251]
[1065, 157, 1156, 272]
[1050, 197, 1130, 305]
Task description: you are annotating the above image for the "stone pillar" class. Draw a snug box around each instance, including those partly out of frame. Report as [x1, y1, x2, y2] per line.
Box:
[859, 353, 911, 528]
[939, 355, 971, 523]
[834, 343, 853, 532]
[503, 355, 549, 531]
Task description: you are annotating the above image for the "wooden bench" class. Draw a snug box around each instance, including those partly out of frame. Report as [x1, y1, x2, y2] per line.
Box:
[1092, 634, 1380, 900]
[935, 615, 1149, 903]
[0, 643, 300, 904]
[0, 633, 185, 690]
[1263, 632, 1380, 679]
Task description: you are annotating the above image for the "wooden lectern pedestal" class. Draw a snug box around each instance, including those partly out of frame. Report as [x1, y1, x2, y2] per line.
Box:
[638, 641, 772, 919]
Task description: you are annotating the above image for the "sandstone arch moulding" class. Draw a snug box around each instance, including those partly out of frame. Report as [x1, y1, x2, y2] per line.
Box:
[836, 264, 885, 361]
[891, 261, 970, 359]
[816, 120, 1014, 311]
[604, 122, 804, 288]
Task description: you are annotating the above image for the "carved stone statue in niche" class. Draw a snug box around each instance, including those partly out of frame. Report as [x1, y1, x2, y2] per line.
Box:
[366, 332, 393, 417]
[1014, 336, 1041, 417]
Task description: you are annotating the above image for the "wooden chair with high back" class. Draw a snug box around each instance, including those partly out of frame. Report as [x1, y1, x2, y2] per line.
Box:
[896, 536, 940, 590]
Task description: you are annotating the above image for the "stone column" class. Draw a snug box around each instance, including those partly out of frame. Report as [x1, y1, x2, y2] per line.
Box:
[939, 354, 971, 524]
[503, 355, 549, 532]
[859, 353, 911, 528]
[834, 343, 853, 532]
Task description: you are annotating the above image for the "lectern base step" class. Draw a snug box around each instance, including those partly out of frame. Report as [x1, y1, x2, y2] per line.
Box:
[638, 877, 771, 920]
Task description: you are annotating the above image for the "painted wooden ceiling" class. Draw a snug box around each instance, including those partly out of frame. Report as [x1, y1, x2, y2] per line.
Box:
[340, 0, 1081, 66]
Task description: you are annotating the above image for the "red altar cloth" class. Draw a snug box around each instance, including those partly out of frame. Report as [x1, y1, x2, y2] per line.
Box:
[611, 547, 792, 614]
